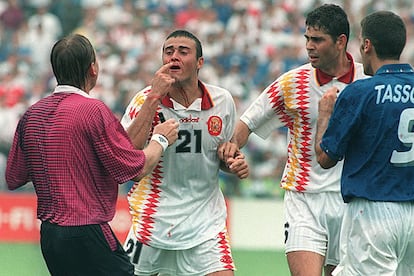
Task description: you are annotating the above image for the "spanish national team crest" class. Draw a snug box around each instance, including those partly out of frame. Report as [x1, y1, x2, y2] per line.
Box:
[207, 115, 222, 136]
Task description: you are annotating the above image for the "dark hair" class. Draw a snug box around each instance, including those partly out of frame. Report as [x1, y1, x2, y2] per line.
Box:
[165, 29, 203, 59]
[306, 4, 350, 45]
[50, 34, 96, 89]
[361, 11, 406, 60]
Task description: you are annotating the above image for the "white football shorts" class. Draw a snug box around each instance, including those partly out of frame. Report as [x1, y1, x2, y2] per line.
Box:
[332, 199, 414, 276]
[123, 226, 235, 276]
[284, 190, 345, 266]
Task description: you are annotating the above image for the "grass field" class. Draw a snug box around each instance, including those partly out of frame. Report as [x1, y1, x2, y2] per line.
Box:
[0, 243, 289, 275]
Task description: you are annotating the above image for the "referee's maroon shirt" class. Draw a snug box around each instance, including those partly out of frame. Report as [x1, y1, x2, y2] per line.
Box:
[6, 87, 146, 248]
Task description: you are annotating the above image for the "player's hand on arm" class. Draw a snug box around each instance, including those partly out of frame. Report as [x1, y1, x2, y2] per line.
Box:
[133, 119, 179, 181]
[218, 141, 239, 164]
[218, 141, 250, 179]
[218, 120, 252, 163]
[225, 152, 249, 179]
[315, 87, 339, 169]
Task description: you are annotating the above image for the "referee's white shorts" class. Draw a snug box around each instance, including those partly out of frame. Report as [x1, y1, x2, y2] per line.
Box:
[333, 199, 414, 276]
[123, 226, 235, 276]
[284, 190, 345, 266]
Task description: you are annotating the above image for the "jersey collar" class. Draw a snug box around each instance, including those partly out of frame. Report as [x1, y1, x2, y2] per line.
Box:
[376, 63, 414, 75]
[316, 52, 355, 86]
[161, 81, 214, 110]
[53, 85, 92, 98]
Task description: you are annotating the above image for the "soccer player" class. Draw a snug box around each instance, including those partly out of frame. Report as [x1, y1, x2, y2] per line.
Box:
[315, 11, 414, 275]
[219, 4, 367, 276]
[121, 30, 249, 275]
[5, 33, 179, 275]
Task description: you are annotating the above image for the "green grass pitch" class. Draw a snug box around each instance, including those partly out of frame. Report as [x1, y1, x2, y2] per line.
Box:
[0, 243, 289, 275]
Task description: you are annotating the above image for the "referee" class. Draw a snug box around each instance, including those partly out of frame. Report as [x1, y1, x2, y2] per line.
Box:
[5, 34, 178, 275]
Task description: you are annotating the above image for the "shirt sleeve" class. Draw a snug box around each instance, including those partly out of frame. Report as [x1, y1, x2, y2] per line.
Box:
[92, 102, 146, 184]
[241, 78, 286, 139]
[5, 119, 30, 190]
[120, 87, 150, 130]
[224, 90, 236, 141]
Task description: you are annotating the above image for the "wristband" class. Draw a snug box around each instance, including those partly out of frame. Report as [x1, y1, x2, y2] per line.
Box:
[151, 134, 168, 152]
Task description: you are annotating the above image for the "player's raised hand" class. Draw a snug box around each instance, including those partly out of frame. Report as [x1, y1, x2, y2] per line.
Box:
[318, 86, 339, 116]
[153, 118, 179, 145]
[149, 63, 176, 98]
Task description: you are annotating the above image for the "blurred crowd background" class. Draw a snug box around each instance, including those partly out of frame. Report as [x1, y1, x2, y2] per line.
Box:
[1, 0, 414, 197]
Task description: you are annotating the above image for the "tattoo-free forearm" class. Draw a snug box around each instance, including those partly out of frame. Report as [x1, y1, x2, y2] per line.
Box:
[127, 97, 161, 149]
[315, 88, 339, 169]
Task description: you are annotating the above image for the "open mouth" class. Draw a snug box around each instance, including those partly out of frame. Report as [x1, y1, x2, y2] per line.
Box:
[308, 54, 318, 62]
[309, 57, 319, 64]
[170, 64, 181, 70]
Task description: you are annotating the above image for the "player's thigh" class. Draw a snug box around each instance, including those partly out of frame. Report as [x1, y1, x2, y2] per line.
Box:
[287, 250, 324, 276]
[284, 191, 328, 255]
[135, 241, 234, 276]
[397, 203, 414, 276]
[398, 240, 414, 276]
[182, 229, 235, 275]
[324, 192, 345, 266]
[207, 270, 234, 276]
[341, 200, 407, 275]
[128, 228, 235, 276]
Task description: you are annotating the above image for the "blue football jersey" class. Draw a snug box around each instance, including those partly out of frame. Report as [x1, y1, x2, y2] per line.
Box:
[321, 64, 414, 202]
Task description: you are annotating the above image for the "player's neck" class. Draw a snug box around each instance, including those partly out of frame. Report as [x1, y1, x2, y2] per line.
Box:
[169, 80, 201, 107]
[324, 53, 351, 77]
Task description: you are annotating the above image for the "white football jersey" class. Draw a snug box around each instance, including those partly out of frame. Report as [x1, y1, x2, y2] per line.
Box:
[241, 59, 367, 193]
[121, 81, 236, 250]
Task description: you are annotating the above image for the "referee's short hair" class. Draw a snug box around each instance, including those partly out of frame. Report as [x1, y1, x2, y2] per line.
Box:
[51, 34, 96, 89]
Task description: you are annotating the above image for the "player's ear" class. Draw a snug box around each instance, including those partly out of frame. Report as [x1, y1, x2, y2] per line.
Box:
[196, 57, 204, 70]
[89, 62, 98, 77]
[336, 34, 347, 50]
[363, 38, 372, 53]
